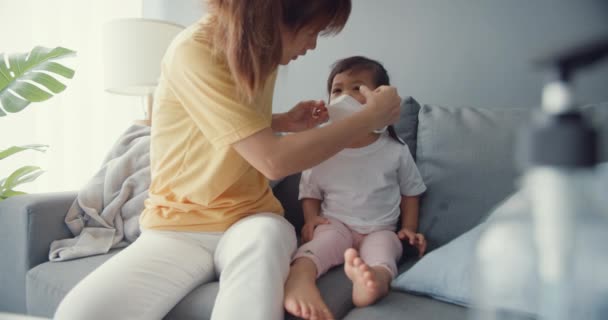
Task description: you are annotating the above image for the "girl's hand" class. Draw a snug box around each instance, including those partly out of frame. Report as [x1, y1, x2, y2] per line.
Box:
[301, 216, 330, 243]
[359, 85, 401, 130]
[397, 228, 427, 257]
[283, 100, 329, 132]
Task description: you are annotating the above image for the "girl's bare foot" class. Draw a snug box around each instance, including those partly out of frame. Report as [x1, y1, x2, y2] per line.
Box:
[344, 248, 391, 307]
[284, 258, 334, 320]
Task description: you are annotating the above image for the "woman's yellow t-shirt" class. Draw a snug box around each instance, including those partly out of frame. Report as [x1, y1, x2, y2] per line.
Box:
[139, 20, 284, 232]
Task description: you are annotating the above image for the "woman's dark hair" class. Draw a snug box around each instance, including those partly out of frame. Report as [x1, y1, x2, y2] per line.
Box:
[206, 0, 351, 101]
[327, 56, 404, 145]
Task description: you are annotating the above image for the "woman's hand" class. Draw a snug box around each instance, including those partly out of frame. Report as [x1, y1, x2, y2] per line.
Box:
[397, 228, 427, 257]
[301, 216, 330, 243]
[276, 100, 329, 133]
[359, 85, 401, 130]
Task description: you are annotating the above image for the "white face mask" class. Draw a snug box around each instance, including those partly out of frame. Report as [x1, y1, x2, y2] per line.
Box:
[327, 94, 387, 133]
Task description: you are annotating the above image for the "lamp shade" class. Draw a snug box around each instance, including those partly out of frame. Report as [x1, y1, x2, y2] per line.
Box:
[102, 18, 184, 96]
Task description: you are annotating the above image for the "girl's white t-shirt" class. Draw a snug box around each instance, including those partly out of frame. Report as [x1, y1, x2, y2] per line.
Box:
[299, 133, 427, 234]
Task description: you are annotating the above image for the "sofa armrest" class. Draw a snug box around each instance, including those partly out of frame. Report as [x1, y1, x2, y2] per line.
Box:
[0, 192, 76, 313]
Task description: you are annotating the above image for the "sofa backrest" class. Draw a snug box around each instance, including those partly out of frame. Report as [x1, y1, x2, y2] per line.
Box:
[415, 104, 531, 251]
[275, 101, 607, 253]
[413, 102, 607, 252]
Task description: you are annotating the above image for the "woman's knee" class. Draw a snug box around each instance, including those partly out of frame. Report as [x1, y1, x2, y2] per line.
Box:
[244, 213, 295, 241]
[55, 289, 119, 320]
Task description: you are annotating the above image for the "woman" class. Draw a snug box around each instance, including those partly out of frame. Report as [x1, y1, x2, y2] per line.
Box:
[55, 1, 401, 319]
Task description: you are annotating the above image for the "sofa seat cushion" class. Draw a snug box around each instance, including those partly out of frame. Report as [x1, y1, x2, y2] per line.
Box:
[26, 250, 354, 319]
[26, 250, 121, 317]
[170, 266, 355, 320]
[343, 290, 467, 320]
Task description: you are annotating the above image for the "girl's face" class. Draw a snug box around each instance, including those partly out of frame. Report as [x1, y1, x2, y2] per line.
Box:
[330, 69, 376, 105]
[280, 25, 321, 65]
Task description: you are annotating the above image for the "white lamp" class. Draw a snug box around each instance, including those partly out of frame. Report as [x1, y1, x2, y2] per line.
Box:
[102, 18, 184, 126]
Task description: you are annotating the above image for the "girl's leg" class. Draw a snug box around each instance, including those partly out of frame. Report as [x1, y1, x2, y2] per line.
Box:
[285, 257, 331, 319]
[54, 230, 220, 320]
[292, 218, 355, 276]
[285, 219, 354, 320]
[210, 213, 297, 320]
[345, 230, 402, 307]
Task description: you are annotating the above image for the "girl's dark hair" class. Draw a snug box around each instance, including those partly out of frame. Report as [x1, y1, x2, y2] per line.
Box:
[327, 56, 404, 145]
[206, 0, 351, 101]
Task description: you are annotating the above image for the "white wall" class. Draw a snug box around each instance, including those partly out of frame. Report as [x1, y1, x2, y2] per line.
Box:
[143, 0, 608, 112]
[1, 0, 144, 193]
[142, 0, 204, 27]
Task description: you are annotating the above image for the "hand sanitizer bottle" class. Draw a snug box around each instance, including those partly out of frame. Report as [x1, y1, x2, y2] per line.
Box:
[472, 38, 608, 320]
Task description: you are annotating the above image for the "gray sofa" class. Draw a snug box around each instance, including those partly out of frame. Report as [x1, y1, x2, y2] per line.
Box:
[2, 101, 606, 319]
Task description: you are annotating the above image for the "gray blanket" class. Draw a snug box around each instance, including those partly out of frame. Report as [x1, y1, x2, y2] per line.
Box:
[49, 125, 151, 262]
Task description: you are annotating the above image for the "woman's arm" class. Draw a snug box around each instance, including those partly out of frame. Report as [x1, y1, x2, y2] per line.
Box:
[233, 86, 401, 179]
[233, 111, 371, 179]
[271, 113, 288, 132]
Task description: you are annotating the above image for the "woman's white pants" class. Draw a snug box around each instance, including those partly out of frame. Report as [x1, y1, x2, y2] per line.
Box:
[54, 213, 297, 320]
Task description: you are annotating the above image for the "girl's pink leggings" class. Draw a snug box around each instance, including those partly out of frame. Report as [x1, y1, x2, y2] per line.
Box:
[292, 218, 403, 278]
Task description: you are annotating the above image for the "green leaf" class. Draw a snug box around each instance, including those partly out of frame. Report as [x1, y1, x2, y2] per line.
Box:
[11, 81, 53, 102]
[0, 92, 28, 113]
[0, 54, 12, 85]
[2, 165, 44, 191]
[37, 62, 75, 79]
[15, 168, 44, 185]
[0, 46, 76, 116]
[0, 144, 48, 160]
[20, 72, 66, 94]
[0, 189, 26, 200]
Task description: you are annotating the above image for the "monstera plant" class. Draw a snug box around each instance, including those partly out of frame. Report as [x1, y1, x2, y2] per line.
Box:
[0, 46, 76, 200]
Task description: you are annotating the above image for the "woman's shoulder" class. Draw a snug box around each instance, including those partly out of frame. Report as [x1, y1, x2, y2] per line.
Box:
[163, 21, 228, 74]
[191, 16, 215, 47]
[170, 23, 214, 57]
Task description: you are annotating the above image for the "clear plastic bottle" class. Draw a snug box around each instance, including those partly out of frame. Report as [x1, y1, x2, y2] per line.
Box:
[472, 165, 608, 320]
[473, 37, 608, 320]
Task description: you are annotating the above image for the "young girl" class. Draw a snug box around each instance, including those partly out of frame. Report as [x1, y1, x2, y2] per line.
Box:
[284, 56, 427, 320]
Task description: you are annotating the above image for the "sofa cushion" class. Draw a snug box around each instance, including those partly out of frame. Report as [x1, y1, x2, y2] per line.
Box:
[391, 192, 532, 309]
[391, 222, 484, 306]
[26, 249, 122, 317]
[343, 290, 467, 320]
[169, 266, 355, 320]
[415, 104, 531, 251]
[394, 96, 422, 160]
[26, 250, 354, 319]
